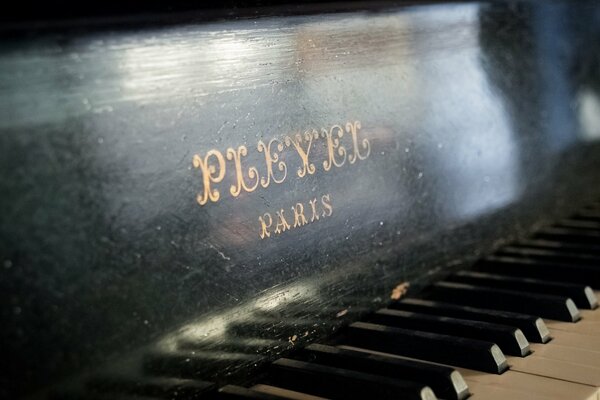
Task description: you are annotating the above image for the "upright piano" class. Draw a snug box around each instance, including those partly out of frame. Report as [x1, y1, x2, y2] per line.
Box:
[1, 1, 600, 399]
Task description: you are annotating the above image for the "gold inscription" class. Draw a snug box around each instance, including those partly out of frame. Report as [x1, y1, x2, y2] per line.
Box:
[259, 194, 334, 239]
[193, 150, 226, 206]
[226, 145, 259, 197]
[322, 124, 347, 171]
[274, 209, 292, 234]
[292, 203, 307, 227]
[258, 213, 273, 239]
[191, 120, 370, 206]
[346, 121, 370, 163]
[257, 138, 287, 188]
[308, 198, 320, 222]
[285, 130, 319, 178]
[321, 194, 333, 217]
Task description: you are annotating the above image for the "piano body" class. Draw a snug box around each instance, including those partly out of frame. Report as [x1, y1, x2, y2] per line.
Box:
[1, 1, 600, 399]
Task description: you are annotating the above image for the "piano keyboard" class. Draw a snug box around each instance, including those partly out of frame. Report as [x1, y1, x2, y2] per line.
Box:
[56, 201, 600, 399]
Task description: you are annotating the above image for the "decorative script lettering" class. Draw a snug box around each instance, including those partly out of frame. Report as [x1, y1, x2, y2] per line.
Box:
[191, 120, 370, 207]
[192, 120, 369, 239]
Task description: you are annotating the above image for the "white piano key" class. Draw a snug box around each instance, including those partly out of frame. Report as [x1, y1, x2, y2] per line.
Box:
[252, 384, 328, 400]
[529, 343, 600, 368]
[507, 354, 600, 387]
[545, 319, 600, 335]
[457, 368, 599, 400]
[581, 307, 600, 322]
[548, 329, 600, 352]
[338, 344, 599, 399]
[464, 379, 564, 400]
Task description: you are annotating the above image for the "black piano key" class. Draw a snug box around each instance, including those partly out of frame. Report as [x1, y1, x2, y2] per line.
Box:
[535, 227, 600, 244]
[499, 245, 600, 267]
[495, 246, 600, 268]
[428, 281, 581, 322]
[448, 271, 598, 309]
[368, 308, 530, 356]
[390, 298, 551, 343]
[300, 343, 470, 400]
[346, 321, 508, 374]
[479, 255, 600, 287]
[574, 210, 600, 222]
[217, 385, 289, 399]
[555, 219, 600, 231]
[86, 375, 215, 399]
[516, 238, 600, 257]
[269, 358, 437, 400]
[143, 351, 263, 382]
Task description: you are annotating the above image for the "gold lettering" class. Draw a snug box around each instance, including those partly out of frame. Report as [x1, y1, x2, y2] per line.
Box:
[321, 194, 333, 217]
[346, 120, 370, 163]
[259, 213, 273, 239]
[274, 209, 291, 234]
[322, 125, 347, 171]
[226, 145, 260, 197]
[257, 194, 333, 239]
[193, 150, 226, 206]
[285, 130, 319, 178]
[257, 138, 287, 188]
[309, 198, 320, 222]
[292, 203, 307, 227]
[194, 121, 366, 208]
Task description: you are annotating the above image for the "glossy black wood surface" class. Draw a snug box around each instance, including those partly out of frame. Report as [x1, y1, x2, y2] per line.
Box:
[1, 1, 600, 398]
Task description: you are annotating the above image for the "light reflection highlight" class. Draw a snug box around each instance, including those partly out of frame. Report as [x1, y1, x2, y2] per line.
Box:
[578, 89, 600, 141]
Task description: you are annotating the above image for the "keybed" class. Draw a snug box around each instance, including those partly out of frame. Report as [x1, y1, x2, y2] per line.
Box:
[52, 200, 600, 400]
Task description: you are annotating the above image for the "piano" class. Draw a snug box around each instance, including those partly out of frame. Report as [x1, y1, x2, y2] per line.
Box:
[1, 1, 600, 399]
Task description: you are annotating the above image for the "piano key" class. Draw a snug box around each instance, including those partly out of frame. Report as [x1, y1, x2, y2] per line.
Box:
[337, 345, 598, 400]
[428, 281, 581, 322]
[584, 200, 600, 207]
[464, 378, 576, 400]
[528, 343, 600, 369]
[299, 343, 469, 400]
[268, 358, 437, 400]
[457, 368, 599, 400]
[516, 238, 600, 257]
[86, 375, 215, 398]
[143, 350, 262, 381]
[369, 308, 530, 356]
[574, 210, 600, 222]
[218, 385, 293, 399]
[581, 307, 600, 321]
[545, 318, 600, 335]
[535, 226, 600, 243]
[346, 321, 508, 374]
[447, 270, 598, 309]
[251, 385, 327, 400]
[547, 329, 600, 352]
[456, 315, 600, 397]
[555, 219, 600, 231]
[480, 255, 600, 286]
[507, 355, 600, 387]
[498, 245, 600, 268]
[391, 298, 551, 343]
